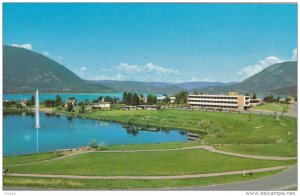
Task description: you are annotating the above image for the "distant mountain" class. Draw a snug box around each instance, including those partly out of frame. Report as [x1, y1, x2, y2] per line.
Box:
[143, 82, 172, 88]
[91, 80, 236, 94]
[177, 81, 238, 90]
[4, 45, 296, 95]
[89, 80, 184, 94]
[269, 85, 297, 96]
[201, 61, 297, 95]
[3, 45, 110, 93]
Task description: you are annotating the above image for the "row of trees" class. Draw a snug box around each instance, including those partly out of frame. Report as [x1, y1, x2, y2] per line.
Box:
[122, 91, 189, 105]
[263, 94, 291, 104]
[122, 92, 160, 105]
[92, 96, 119, 104]
[44, 95, 64, 107]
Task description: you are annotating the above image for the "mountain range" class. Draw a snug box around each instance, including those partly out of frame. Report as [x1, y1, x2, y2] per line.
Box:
[3, 45, 297, 95]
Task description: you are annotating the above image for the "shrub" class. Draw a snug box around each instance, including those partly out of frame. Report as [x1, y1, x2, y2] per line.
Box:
[88, 139, 98, 149]
[198, 120, 211, 130]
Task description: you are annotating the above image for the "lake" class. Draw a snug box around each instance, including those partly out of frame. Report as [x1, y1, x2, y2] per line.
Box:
[3, 92, 161, 102]
[3, 113, 188, 156]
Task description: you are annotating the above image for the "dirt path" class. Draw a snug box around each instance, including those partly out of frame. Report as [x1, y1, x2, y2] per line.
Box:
[4, 165, 288, 180]
[92, 145, 297, 160]
[199, 146, 297, 161]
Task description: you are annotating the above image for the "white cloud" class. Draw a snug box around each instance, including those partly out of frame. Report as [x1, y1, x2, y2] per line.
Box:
[42, 51, 50, 56]
[11, 43, 32, 50]
[90, 73, 126, 81]
[55, 56, 63, 61]
[80, 62, 181, 82]
[79, 66, 87, 73]
[191, 76, 199, 82]
[118, 63, 140, 74]
[291, 48, 297, 61]
[238, 56, 284, 79]
[238, 48, 298, 80]
[145, 63, 180, 76]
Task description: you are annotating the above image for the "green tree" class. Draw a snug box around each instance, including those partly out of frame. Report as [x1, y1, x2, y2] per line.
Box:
[252, 92, 257, 99]
[66, 102, 74, 112]
[44, 99, 55, 107]
[98, 96, 103, 102]
[88, 139, 98, 149]
[163, 96, 171, 103]
[104, 96, 113, 103]
[92, 99, 99, 103]
[131, 93, 140, 105]
[263, 94, 275, 103]
[123, 92, 127, 103]
[285, 97, 291, 104]
[79, 103, 86, 114]
[147, 94, 157, 105]
[174, 91, 188, 104]
[113, 97, 119, 104]
[26, 95, 35, 106]
[55, 95, 62, 107]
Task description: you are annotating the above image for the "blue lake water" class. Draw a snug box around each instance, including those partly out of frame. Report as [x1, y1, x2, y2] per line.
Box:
[3, 92, 161, 102]
[3, 113, 188, 156]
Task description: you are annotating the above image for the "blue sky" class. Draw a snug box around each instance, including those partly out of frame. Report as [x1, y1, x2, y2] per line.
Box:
[3, 3, 297, 83]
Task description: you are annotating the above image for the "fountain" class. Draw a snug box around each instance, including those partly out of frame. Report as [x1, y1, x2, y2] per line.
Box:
[35, 89, 40, 128]
[35, 89, 40, 153]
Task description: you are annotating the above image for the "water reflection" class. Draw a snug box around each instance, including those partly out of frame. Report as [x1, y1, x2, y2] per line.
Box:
[4, 112, 189, 155]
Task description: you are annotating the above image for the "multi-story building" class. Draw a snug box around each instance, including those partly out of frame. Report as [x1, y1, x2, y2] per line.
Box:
[188, 92, 250, 110]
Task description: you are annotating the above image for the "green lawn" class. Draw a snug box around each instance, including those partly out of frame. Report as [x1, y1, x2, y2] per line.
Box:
[215, 143, 297, 157]
[3, 170, 281, 190]
[101, 141, 201, 151]
[4, 152, 65, 165]
[6, 149, 295, 176]
[73, 109, 297, 145]
[253, 103, 289, 112]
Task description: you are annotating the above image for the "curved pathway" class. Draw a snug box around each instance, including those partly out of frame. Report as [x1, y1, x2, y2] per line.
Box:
[91, 145, 297, 160]
[5, 165, 287, 180]
[199, 146, 297, 161]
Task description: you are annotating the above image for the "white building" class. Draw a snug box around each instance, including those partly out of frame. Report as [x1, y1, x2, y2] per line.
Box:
[157, 96, 176, 103]
[170, 96, 176, 103]
[188, 93, 250, 110]
[157, 96, 166, 103]
[91, 102, 111, 110]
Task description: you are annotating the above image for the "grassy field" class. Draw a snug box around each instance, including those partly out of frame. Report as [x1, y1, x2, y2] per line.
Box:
[72, 109, 297, 145]
[4, 152, 65, 165]
[6, 149, 295, 176]
[215, 143, 297, 157]
[253, 103, 289, 112]
[3, 170, 281, 190]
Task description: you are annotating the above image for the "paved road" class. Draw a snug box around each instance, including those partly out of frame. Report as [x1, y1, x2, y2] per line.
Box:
[288, 102, 298, 117]
[157, 164, 297, 191]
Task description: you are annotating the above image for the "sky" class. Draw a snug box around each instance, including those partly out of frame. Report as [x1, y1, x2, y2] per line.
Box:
[3, 3, 297, 83]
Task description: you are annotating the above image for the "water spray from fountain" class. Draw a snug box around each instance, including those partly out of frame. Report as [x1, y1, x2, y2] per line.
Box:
[35, 89, 40, 128]
[35, 89, 40, 153]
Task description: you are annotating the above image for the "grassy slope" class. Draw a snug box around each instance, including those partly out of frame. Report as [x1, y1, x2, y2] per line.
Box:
[6, 149, 295, 176]
[215, 144, 297, 157]
[253, 103, 289, 112]
[4, 152, 64, 165]
[3, 170, 281, 190]
[75, 109, 297, 145]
